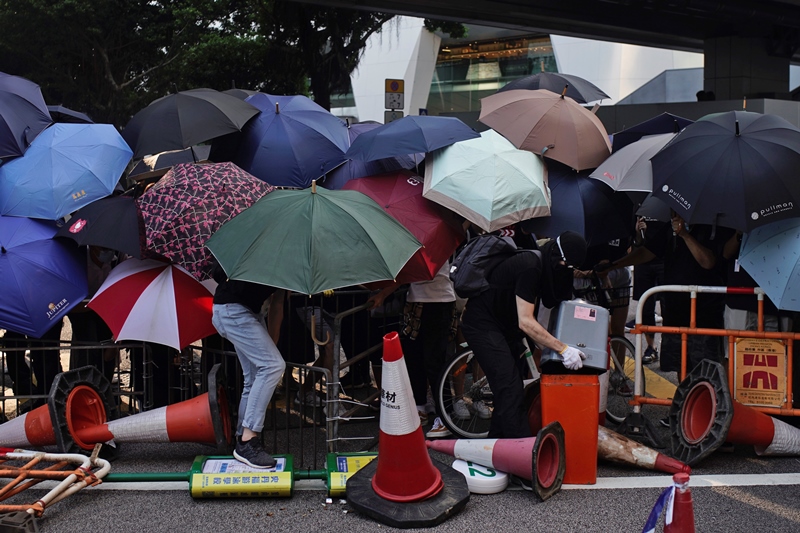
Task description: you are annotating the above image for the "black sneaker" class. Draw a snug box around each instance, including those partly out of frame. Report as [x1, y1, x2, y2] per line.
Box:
[642, 346, 658, 364]
[658, 417, 670, 428]
[234, 436, 277, 469]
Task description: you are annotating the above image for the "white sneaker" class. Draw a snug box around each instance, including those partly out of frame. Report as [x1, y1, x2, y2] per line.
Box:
[473, 400, 492, 419]
[295, 391, 323, 407]
[452, 399, 471, 420]
[425, 417, 451, 438]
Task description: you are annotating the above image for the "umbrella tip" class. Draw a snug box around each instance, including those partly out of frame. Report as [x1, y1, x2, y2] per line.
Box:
[312, 180, 317, 193]
[275, 102, 280, 114]
[735, 120, 740, 136]
[561, 85, 568, 97]
[0, 246, 5, 254]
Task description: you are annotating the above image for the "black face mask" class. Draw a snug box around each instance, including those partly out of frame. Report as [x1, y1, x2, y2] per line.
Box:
[540, 240, 574, 308]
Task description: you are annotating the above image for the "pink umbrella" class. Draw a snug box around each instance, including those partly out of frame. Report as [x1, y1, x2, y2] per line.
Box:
[479, 89, 611, 171]
[87, 259, 216, 351]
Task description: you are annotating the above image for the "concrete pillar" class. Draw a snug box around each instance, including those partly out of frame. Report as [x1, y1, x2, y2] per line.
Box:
[703, 36, 790, 101]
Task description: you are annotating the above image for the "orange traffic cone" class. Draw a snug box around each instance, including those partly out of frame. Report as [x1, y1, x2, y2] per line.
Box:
[371, 331, 443, 501]
[0, 404, 56, 449]
[671, 360, 800, 466]
[346, 332, 470, 528]
[664, 472, 696, 533]
[598, 426, 690, 475]
[426, 421, 566, 501]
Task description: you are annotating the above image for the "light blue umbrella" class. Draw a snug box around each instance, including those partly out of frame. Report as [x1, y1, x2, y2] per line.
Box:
[0, 123, 132, 220]
[739, 218, 800, 311]
[423, 129, 550, 232]
[233, 93, 350, 188]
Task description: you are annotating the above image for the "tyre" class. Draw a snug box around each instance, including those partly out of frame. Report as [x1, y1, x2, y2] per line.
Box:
[604, 335, 644, 424]
[434, 348, 492, 439]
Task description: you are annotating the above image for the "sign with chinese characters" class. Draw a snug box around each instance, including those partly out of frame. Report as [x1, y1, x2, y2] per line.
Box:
[734, 337, 787, 407]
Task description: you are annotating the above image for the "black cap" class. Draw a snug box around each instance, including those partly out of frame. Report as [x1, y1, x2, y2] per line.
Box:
[556, 231, 587, 267]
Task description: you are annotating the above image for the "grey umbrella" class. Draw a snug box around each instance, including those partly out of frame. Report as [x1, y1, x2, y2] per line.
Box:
[498, 72, 610, 103]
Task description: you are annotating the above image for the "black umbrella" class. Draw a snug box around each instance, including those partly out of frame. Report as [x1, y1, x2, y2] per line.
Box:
[121, 88, 260, 159]
[0, 72, 52, 159]
[47, 104, 94, 124]
[55, 195, 147, 259]
[611, 112, 693, 152]
[128, 145, 212, 182]
[223, 88, 261, 100]
[651, 110, 800, 232]
[497, 72, 609, 104]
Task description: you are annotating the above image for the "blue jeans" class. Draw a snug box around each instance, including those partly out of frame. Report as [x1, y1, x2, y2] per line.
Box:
[212, 303, 285, 435]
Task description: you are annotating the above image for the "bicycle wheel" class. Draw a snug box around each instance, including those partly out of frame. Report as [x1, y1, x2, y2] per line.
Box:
[605, 335, 645, 424]
[435, 348, 492, 439]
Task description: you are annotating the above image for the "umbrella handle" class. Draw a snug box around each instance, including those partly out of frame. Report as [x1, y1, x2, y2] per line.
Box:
[310, 312, 331, 346]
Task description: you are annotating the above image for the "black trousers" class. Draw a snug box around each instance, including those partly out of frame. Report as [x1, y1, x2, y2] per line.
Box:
[461, 309, 531, 439]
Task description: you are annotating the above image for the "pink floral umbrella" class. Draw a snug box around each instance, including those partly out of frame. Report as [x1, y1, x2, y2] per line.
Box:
[137, 161, 274, 280]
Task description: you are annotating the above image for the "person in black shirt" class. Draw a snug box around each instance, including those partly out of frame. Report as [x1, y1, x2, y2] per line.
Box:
[460, 231, 588, 438]
[211, 264, 285, 468]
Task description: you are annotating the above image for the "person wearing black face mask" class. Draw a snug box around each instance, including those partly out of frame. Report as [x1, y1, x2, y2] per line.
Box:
[460, 230, 588, 439]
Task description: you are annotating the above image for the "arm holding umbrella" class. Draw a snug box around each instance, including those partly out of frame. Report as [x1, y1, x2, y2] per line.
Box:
[671, 214, 716, 270]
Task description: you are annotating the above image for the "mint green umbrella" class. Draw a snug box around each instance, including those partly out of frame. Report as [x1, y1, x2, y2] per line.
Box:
[206, 183, 422, 295]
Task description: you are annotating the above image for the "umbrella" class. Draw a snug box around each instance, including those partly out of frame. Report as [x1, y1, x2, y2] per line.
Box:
[738, 218, 800, 312]
[422, 129, 551, 232]
[611, 112, 693, 152]
[137, 162, 274, 281]
[341, 170, 465, 284]
[322, 122, 420, 190]
[0, 123, 133, 220]
[206, 183, 422, 295]
[498, 72, 610, 104]
[651, 111, 800, 232]
[0, 72, 52, 159]
[635, 193, 671, 222]
[520, 161, 634, 246]
[232, 93, 350, 188]
[589, 133, 676, 194]
[344, 115, 480, 162]
[46, 105, 94, 124]
[0, 216, 87, 337]
[87, 258, 216, 350]
[223, 88, 261, 100]
[55, 195, 147, 259]
[121, 88, 260, 159]
[479, 89, 612, 171]
[128, 145, 212, 182]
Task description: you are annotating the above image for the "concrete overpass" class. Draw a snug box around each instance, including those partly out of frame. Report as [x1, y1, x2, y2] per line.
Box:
[300, 0, 800, 99]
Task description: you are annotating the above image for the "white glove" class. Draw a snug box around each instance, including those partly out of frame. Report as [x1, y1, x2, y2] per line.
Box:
[560, 346, 586, 370]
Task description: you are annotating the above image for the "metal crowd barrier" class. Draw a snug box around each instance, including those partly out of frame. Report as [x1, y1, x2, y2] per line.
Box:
[630, 285, 800, 416]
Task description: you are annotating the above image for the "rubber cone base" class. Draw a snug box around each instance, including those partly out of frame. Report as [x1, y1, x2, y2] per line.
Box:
[347, 458, 470, 529]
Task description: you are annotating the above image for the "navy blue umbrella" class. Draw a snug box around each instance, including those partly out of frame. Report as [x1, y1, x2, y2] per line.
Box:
[611, 112, 693, 152]
[46, 104, 94, 124]
[0, 216, 87, 337]
[233, 93, 350, 188]
[0, 72, 52, 159]
[345, 115, 480, 162]
[322, 122, 420, 190]
[498, 72, 610, 104]
[520, 161, 633, 246]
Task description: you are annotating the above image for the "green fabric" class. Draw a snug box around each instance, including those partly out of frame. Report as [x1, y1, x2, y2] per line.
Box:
[206, 185, 421, 295]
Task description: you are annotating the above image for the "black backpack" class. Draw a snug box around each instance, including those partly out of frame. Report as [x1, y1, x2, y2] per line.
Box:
[449, 233, 541, 299]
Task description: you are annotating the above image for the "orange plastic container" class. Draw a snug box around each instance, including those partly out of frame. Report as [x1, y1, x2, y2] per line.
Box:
[540, 374, 599, 484]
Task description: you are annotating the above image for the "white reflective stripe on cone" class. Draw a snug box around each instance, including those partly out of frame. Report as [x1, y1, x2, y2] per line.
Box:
[0, 413, 32, 448]
[755, 417, 800, 456]
[453, 438, 500, 468]
[105, 407, 169, 442]
[379, 358, 420, 436]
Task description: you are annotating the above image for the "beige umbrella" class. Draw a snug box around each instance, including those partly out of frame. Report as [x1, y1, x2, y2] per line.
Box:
[479, 89, 611, 171]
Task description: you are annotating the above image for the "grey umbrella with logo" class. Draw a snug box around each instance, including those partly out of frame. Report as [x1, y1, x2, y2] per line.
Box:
[651, 110, 800, 232]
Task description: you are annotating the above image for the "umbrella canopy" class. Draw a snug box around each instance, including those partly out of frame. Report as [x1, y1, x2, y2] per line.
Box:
[0, 216, 87, 337]
[423, 129, 551, 232]
[739, 218, 800, 312]
[498, 72, 610, 104]
[651, 111, 800, 232]
[479, 89, 611, 171]
[46, 105, 94, 124]
[589, 133, 676, 193]
[342, 170, 465, 284]
[233, 93, 350, 188]
[223, 88, 261, 100]
[611, 112, 693, 152]
[323, 122, 420, 190]
[0, 123, 133, 220]
[128, 145, 212, 182]
[520, 161, 634, 246]
[55, 195, 147, 259]
[0, 72, 52, 159]
[137, 162, 274, 281]
[344, 115, 480, 162]
[206, 184, 422, 295]
[122, 88, 260, 159]
[635, 193, 671, 222]
[87, 258, 215, 350]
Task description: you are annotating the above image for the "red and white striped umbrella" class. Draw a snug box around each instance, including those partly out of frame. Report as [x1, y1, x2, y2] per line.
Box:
[87, 258, 215, 350]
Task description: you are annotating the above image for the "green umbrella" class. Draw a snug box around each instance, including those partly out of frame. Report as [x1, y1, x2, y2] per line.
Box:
[206, 183, 422, 295]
